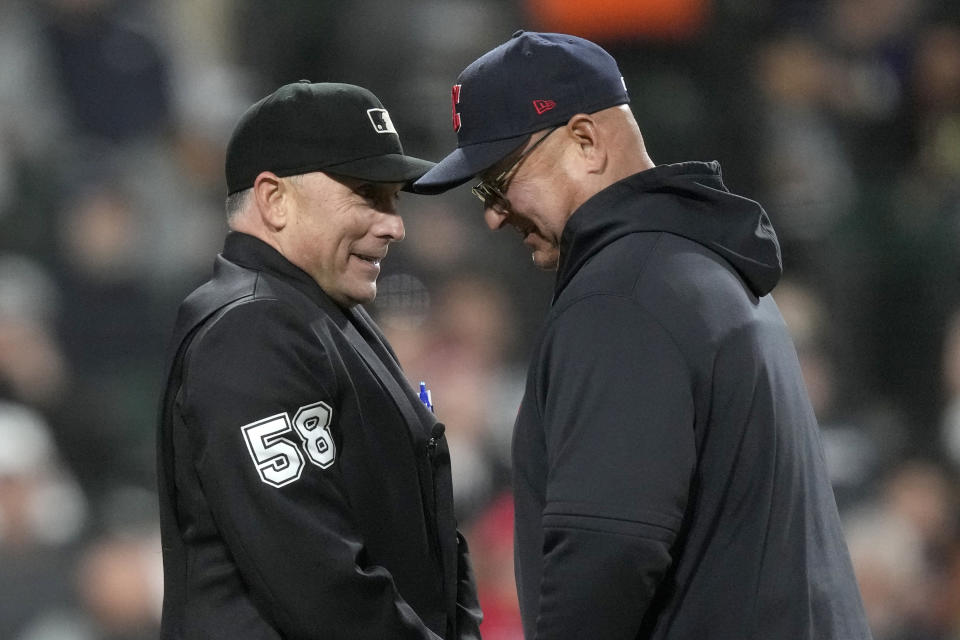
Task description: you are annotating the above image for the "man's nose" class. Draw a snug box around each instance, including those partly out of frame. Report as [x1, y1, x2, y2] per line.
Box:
[484, 206, 508, 231]
[376, 213, 405, 242]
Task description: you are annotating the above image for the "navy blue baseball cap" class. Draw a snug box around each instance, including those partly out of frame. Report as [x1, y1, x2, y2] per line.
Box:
[413, 30, 629, 194]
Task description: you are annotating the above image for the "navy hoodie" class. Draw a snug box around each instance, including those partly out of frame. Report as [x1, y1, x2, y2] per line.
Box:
[512, 161, 871, 639]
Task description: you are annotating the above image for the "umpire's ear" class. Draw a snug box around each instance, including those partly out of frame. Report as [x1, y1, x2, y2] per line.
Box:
[252, 171, 288, 231]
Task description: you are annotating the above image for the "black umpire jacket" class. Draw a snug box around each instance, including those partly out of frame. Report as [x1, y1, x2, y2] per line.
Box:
[513, 162, 871, 639]
[157, 232, 482, 639]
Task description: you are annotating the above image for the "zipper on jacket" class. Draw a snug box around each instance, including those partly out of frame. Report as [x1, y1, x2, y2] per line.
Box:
[425, 432, 443, 555]
[424, 425, 448, 612]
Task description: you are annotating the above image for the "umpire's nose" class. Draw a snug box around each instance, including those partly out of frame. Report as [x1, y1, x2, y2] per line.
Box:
[374, 211, 405, 242]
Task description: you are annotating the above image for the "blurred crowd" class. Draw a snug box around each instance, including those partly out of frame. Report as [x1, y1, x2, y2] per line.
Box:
[1, 0, 960, 638]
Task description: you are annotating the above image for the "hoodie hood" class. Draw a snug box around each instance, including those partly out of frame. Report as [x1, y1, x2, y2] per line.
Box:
[556, 161, 782, 298]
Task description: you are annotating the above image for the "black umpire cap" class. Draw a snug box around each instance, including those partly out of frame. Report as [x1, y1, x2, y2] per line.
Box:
[225, 81, 435, 195]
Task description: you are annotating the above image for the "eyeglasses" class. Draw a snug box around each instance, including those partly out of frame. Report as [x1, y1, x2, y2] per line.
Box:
[471, 127, 559, 213]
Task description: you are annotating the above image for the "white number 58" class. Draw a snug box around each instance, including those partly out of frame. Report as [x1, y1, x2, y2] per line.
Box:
[240, 401, 336, 487]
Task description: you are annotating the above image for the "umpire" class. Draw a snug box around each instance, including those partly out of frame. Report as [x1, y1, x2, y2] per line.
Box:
[157, 81, 482, 639]
[415, 32, 871, 640]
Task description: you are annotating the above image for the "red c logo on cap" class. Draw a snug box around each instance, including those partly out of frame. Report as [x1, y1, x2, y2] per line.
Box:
[533, 99, 556, 115]
[452, 84, 462, 132]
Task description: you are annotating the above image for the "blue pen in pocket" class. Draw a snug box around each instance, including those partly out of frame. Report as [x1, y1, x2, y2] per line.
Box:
[418, 381, 434, 413]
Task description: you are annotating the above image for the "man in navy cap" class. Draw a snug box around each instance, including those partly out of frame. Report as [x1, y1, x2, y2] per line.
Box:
[416, 31, 871, 640]
[158, 82, 481, 639]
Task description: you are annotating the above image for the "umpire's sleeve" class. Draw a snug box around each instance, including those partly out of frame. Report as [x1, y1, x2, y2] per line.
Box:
[179, 298, 442, 640]
[534, 296, 696, 639]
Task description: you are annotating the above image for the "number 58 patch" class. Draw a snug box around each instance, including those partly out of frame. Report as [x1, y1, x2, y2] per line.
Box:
[240, 401, 336, 488]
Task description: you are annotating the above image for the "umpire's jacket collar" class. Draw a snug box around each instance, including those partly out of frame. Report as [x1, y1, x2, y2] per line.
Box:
[222, 230, 334, 311]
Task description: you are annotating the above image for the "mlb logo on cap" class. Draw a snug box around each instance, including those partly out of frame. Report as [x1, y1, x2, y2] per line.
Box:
[414, 30, 629, 194]
[367, 108, 397, 135]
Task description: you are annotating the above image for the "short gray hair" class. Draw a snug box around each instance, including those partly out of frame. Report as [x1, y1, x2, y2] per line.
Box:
[224, 175, 306, 225]
[224, 188, 251, 224]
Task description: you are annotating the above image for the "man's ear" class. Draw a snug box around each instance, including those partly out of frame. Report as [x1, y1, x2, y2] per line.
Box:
[565, 114, 607, 175]
[252, 171, 289, 231]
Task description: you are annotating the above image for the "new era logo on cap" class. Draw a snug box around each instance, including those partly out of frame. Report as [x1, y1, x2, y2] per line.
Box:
[533, 99, 556, 115]
[367, 108, 397, 134]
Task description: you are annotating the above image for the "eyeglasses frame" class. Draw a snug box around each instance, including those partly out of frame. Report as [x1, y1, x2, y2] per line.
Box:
[471, 126, 559, 213]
